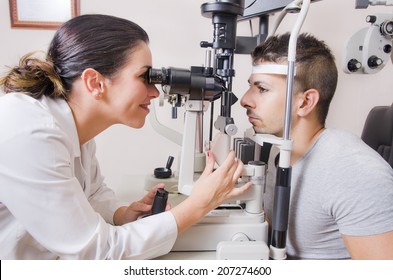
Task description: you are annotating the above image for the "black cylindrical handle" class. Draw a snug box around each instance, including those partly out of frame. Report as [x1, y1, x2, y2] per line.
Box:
[166, 156, 174, 170]
[151, 188, 169, 215]
[271, 167, 292, 249]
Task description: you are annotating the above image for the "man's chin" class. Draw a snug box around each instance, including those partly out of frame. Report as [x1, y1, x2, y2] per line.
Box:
[253, 126, 267, 134]
[253, 126, 281, 137]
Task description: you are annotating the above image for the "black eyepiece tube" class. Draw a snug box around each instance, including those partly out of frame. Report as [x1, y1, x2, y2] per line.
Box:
[148, 67, 170, 84]
[147, 67, 191, 95]
[147, 66, 224, 100]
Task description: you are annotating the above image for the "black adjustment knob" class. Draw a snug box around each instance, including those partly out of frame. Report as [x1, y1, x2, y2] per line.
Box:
[347, 59, 362, 72]
[380, 20, 393, 37]
[200, 41, 213, 48]
[383, 44, 392, 54]
[366, 15, 377, 23]
[154, 156, 174, 179]
[368, 55, 383, 69]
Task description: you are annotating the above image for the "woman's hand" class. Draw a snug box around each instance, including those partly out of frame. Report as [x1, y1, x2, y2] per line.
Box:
[170, 150, 252, 234]
[113, 183, 170, 225]
[190, 150, 251, 210]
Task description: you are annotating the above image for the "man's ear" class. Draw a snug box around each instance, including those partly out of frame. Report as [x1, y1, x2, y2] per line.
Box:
[296, 89, 320, 117]
[81, 68, 105, 99]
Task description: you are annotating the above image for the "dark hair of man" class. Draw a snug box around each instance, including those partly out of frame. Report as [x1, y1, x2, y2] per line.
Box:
[251, 33, 338, 126]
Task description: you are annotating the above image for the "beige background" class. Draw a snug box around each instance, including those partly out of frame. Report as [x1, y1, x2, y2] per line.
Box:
[1, 0, 392, 198]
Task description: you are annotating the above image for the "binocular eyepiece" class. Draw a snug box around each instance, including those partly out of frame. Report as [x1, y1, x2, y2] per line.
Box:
[147, 66, 224, 101]
[148, 67, 171, 85]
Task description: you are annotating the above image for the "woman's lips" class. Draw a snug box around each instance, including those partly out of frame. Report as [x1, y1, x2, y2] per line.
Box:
[140, 104, 150, 112]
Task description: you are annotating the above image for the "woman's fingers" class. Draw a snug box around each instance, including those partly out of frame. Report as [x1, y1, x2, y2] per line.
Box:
[132, 201, 151, 212]
[216, 151, 245, 185]
[219, 150, 236, 172]
[141, 183, 165, 204]
[200, 151, 216, 179]
[232, 158, 244, 183]
[227, 181, 252, 199]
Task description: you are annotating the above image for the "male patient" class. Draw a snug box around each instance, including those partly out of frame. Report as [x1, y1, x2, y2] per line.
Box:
[240, 33, 393, 259]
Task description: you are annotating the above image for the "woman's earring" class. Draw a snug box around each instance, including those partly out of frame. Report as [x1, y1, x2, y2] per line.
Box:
[93, 90, 101, 98]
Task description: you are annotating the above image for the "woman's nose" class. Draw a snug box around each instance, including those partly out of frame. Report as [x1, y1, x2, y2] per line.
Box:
[149, 84, 160, 98]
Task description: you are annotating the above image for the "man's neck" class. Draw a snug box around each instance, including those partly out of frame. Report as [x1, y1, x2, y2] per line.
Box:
[290, 120, 325, 165]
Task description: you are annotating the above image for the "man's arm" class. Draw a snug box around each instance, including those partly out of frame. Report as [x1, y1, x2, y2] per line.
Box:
[342, 231, 393, 259]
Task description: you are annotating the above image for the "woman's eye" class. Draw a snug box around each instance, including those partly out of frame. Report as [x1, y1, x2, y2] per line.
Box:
[140, 71, 148, 81]
[140, 69, 151, 82]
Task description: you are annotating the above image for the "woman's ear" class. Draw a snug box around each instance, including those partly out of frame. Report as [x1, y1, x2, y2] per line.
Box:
[296, 89, 320, 117]
[81, 68, 105, 100]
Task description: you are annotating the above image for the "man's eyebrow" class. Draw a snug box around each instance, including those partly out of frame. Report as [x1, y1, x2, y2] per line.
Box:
[248, 79, 265, 86]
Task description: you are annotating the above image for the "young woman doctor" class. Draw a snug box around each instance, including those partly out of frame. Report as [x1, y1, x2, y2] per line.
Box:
[0, 14, 251, 259]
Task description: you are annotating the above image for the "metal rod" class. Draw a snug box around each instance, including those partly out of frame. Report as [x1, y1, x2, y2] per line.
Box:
[283, 60, 295, 140]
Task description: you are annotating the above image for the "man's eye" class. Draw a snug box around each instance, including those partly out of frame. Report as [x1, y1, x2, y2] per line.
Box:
[258, 86, 268, 94]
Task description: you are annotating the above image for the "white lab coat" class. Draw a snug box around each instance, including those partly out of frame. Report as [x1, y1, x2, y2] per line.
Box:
[0, 93, 177, 259]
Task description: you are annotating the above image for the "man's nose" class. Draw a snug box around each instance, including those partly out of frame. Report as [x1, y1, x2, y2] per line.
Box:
[240, 89, 252, 108]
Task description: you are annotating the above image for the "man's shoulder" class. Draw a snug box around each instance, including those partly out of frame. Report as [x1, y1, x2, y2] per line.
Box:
[317, 128, 374, 156]
[304, 127, 393, 182]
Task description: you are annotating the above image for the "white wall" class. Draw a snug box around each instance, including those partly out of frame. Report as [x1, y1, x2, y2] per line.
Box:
[1, 0, 392, 195]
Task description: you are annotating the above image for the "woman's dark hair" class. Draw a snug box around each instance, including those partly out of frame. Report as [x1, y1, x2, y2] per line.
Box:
[0, 14, 149, 99]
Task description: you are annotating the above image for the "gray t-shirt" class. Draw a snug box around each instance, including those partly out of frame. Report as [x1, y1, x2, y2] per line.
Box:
[264, 128, 393, 259]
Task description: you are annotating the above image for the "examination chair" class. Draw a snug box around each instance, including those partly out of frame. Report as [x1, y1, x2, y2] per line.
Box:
[361, 103, 393, 168]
